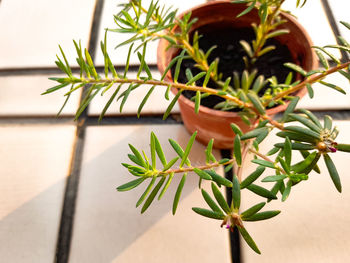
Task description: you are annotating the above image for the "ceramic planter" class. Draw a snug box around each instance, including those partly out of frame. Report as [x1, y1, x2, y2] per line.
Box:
[157, 0, 318, 149]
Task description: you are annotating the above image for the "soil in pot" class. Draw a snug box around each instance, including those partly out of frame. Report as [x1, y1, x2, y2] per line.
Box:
[171, 22, 295, 110]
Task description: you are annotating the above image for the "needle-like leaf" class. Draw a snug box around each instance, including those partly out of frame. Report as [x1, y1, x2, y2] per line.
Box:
[179, 131, 197, 168]
[211, 182, 231, 214]
[158, 172, 174, 200]
[141, 176, 166, 213]
[241, 166, 265, 189]
[232, 175, 241, 209]
[192, 207, 225, 220]
[247, 184, 277, 199]
[150, 132, 156, 169]
[282, 180, 292, 201]
[195, 90, 201, 113]
[206, 170, 233, 188]
[173, 173, 187, 214]
[163, 89, 182, 120]
[136, 176, 157, 207]
[247, 91, 265, 114]
[324, 154, 342, 193]
[237, 226, 261, 254]
[193, 168, 212, 180]
[137, 85, 155, 117]
[243, 210, 281, 221]
[234, 135, 242, 166]
[117, 177, 146, 192]
[201, 189, 223, 214]
[129, 144, 146, 168]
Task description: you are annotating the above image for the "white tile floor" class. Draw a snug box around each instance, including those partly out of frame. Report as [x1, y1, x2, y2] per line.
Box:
[0, 0, 96, 69]
[0, 74, 82, 116]
[328, 0, 350, 42]
[1, 1, 350, 263]
[282, 0, 339, 56]
[0, 125, 76, 263]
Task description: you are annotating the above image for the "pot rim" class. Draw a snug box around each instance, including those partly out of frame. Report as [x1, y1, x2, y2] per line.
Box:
[157, 0, 317, 119]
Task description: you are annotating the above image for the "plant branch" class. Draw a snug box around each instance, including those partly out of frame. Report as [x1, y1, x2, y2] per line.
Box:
[249, 148, 274, 163]
[159, 159, 234, 175]
[74, 77, 250, 108]
[269, 61, 350, 103]
[236, 141, 253, 182]
[251, 0, 285, 62]
[58, 74, 290, 131]
[260, 114, 284, 130]
[249, 147, 286, 175]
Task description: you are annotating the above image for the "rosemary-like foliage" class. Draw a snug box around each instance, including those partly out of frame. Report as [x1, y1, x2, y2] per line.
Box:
[43, 0, 350, 254]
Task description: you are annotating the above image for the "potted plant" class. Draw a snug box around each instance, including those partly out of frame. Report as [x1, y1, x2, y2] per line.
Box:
[44, 0, 350, 255]
[157, 0, 318, 148]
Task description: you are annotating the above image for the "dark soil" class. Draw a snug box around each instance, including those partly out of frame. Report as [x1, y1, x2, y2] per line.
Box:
[171, 23, 295, 109]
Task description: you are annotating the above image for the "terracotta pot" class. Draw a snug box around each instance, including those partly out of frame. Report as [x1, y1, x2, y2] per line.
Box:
[157, 1, 318, 149]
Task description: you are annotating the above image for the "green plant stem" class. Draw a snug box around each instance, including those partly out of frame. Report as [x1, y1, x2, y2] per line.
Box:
[133, 0, 214, 79]
[56, 48, 350, 135]
[131, 0, 160, 23]
[159, 159, 234, 176]
[64, 75, 287, 130]
[78, 77, 249, 107]
[180, 38, 214, 78]
[154, 32, 214, 80]
[65, 63, 349, 133]
[137, 1, 223, 87]
[268, 61, 350, 103]
[250, 0, 285, 63]
[260, 114, 284, 130]
[235, 141, 252, 182]
[249, 147, 286, 175]
[249, 148, 274, 163]
[267, 0, 285, 29]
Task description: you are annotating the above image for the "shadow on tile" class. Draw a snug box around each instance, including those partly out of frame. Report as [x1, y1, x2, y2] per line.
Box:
[0, 178, 67, 263]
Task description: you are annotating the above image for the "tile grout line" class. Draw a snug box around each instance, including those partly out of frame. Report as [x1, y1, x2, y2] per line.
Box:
[0, 65, 159, 77]
[54, 124, 86, 263]
[86, 115, 181, 125]
[0, 115, 181, 125]
[221, 149, 241, 263]
[1, 110, 350, 126]
[54, 0, 105, 262]
[320, 0, 349, 62]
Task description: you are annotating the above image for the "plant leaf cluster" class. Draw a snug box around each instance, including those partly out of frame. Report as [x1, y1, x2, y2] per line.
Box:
[117, 131, 232, 215]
